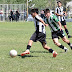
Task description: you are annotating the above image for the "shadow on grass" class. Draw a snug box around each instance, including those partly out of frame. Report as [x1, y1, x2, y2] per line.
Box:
[30, 51, 49, 53]
[17, 54, 39, 58]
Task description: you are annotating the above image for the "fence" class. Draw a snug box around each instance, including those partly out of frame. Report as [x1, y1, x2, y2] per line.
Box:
[0, 4, 27, 22]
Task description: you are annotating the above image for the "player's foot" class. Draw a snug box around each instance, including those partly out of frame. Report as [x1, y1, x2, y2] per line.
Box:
[70, 44, 72, 50]
[21, 50, 30, 56]
[53, 51, 57, 57]
[68, 35, 72, 38]
[64, 47, 68, 52]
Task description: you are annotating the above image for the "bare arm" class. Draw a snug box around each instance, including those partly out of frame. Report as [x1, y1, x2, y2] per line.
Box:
[57, 21, 63, 30]
[39, 19, 48, 26]
[55, 13, 63, 16]
[63, 11, 67, 16]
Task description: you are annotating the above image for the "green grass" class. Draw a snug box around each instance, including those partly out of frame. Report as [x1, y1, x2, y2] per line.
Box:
[0, 22, 72, 72]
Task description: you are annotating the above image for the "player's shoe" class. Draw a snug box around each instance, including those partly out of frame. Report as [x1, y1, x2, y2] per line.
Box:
[70, 44, 72, 50]
[21, 50, 30, 56]
[53, 51, 57, 57]
[68, 35, 72, 38]
[64, 47, 68, 52]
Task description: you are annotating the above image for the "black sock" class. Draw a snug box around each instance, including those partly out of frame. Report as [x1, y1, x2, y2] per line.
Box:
[26, 45, 31, 50]
[67, 42, 71, 46]
[65, 29, 69, 35]
[59, 45, 64, 49]
[49, 49, 53, 53]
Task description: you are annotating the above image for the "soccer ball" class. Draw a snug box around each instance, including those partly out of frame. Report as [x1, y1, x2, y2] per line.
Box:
[10, 50, 17, 57]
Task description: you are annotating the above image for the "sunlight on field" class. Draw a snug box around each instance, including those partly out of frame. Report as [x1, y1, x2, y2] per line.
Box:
[0, 22, 72, 72]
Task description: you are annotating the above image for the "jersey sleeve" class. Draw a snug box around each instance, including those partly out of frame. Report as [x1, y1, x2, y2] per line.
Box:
[35, 15, 41, 21]
[53, 15, 59, 22]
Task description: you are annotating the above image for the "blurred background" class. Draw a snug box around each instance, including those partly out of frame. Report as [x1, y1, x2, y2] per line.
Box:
[0, 0, 72, 22]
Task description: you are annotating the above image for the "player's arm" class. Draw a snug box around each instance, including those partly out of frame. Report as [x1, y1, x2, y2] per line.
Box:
[55, 8, 63, 16]
[39, 19, 48, 26]
[53, 15, 63, 30]
[55, 13, 63, 16]
[57, 21, 63, 30]
[35, 15, 48, 26]
[63, 11, 67, 16]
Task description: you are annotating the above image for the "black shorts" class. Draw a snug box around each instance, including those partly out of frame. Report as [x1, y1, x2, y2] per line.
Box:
[30, 31, 47, 45]
[52, 29, 65, 39]
[61, 20, 66, 26]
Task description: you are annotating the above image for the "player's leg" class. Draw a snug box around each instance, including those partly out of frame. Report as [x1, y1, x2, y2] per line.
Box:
[53, 38, 68, 52]
[61, 21, 72, 38]
[21, 32, 36, 56]
[62, 36, 72, 49]
[64, 25, 72, 38]
[52, 31, 68, 52]
[41, 42, 57, 57]
[58, 29, 72, 50]
[21, 40, 33, 56]
[64, 25, 68, 34]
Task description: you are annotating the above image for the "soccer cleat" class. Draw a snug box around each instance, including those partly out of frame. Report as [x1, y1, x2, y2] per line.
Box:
[53, 51, 57, 57]
[21, 50, 30, 56]
[64, 47, 68, 52]
[64, 49, 68, 52]
[68, 35, 72, 38]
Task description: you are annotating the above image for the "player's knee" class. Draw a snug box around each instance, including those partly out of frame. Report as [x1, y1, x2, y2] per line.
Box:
[63, 38, 69, 43]
[43, 45, 46, 49]
[54, 41, 59, 46]
[62, 37, 69, 42]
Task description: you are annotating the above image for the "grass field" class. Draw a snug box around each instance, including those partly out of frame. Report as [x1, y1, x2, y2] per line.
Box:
[0, 22, 72, 72]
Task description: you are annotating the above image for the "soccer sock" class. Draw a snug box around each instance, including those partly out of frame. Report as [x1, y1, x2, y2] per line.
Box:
[59, 45, 64, 49]
[67, 42, 71, 46]
[49, 49, 53, 53]
[26, 45, 31, 50]
[65, 29, 69, 35]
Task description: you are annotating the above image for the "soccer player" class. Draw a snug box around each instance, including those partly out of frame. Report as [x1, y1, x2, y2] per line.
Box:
[55, 1, 72, 38]
[21, 8, 57, 57]
[44, 8, 72, 52]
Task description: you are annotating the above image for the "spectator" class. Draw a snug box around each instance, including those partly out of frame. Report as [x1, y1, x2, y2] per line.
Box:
[24, 10, 27, 21]
[15, 9, 20, 22]
[9, 10, 14, 21]
[40, 10, 46, 20]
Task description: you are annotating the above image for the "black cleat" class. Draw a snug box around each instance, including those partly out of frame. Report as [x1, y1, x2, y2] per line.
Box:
[68, 35, 72, 38]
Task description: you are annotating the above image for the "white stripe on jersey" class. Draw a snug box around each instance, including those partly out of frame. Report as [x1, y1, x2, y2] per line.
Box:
[55, 6, 65, 21]
[34, 15, 46, 34]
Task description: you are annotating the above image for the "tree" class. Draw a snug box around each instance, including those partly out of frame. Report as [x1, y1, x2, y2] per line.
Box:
[0, 0, 72, 10]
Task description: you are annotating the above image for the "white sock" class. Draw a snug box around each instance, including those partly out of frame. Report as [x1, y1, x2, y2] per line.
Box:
[64, 47, 67, 50]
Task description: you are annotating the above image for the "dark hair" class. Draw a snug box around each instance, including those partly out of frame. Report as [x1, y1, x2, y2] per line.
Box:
[44, 8, 50, 13]
[57, 1, 62, 3]
[31, 8, 38, 14]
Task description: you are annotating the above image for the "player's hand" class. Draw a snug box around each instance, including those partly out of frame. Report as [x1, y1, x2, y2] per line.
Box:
[60, 26, 63, 31]
[62, 28, 64, 30]
[45, 24, 48, 27]
[61, 15, 64, 17]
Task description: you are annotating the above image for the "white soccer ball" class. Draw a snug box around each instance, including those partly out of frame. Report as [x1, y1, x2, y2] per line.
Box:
[10, 50, 17, 57]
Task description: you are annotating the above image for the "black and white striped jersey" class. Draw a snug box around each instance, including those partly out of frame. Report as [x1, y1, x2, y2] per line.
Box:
[55, 6, 65, 21]
[34, 15, 46, 34]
